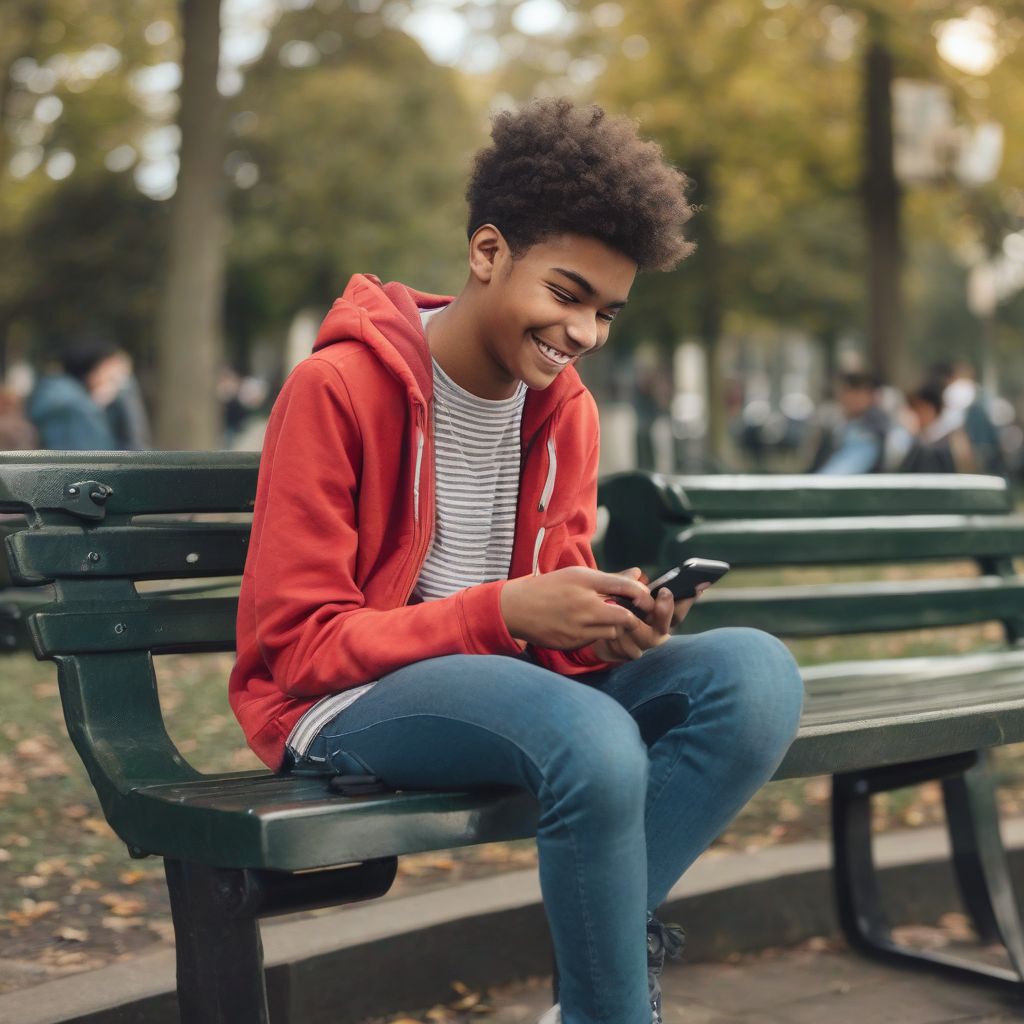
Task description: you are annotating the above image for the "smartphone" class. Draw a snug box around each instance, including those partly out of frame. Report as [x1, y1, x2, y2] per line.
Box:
[614, 557, 730, 615]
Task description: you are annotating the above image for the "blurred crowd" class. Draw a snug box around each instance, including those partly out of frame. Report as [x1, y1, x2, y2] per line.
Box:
[808, 362, 1008, 478]
[0, 341, 271, 452]
[0, 343, 1016, 483]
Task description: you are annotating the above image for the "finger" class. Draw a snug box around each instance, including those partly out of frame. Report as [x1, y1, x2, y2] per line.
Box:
[646, 587, 674, 634]
[590, 599, 644, 631]
[617, 632, 645, 660]
[671, 596, 696, 626]
[590, 569, 653, 605]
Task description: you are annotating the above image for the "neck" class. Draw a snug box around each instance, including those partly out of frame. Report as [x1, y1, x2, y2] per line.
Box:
[425, 291, 518, 400]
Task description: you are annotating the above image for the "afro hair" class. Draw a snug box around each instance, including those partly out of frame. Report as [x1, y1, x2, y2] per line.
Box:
[466, 97, 695, 272]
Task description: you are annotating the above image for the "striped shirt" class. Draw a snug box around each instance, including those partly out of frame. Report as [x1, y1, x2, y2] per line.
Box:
[412, 309, 527, 599]
[286, 305, 526, 760]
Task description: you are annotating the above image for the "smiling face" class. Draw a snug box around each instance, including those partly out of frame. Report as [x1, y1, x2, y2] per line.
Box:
[454, 226, 637, 399]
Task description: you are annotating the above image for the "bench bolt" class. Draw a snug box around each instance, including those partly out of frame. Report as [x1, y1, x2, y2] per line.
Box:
[114, 622, 127, 635]
[88, 552, 101, 563]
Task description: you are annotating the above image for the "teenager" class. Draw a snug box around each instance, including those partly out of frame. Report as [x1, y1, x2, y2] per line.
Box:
[230, 97, 804, 1024]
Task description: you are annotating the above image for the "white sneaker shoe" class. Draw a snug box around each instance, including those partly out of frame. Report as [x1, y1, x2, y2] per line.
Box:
[537, 1004, 561, 1024]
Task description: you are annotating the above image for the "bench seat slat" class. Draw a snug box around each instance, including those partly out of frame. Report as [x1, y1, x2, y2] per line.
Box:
[681, 577, 1024, 636]
[82, 650, 1024, 872]
[8, 524, 250, 583]
[665, 515, 1024, 567]
[29, 597, 238, 655]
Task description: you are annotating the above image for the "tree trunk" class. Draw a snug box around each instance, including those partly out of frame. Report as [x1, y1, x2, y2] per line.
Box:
[862, 18, 903, 387]
[154, 0, 225, 449]
[690, 157, 725, 463]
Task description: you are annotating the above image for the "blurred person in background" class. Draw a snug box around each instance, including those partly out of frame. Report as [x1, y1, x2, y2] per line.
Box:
[100, 349, 152, 450]
[30, 338, 152, 451]
[900, 380, 975, 473]
[931, 361, 1006, 476]
[810, 371, 903, 474]
[27, 339, 119, 450]
[0, 390, 38, 450]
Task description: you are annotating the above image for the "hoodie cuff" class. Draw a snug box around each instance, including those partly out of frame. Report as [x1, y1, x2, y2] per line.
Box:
[458, 579, 527, 656]
[567, 642, 614, 669]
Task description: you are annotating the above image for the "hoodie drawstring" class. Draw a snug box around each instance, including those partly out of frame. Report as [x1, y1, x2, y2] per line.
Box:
[532, 435, 557, 574]
[538, 436, 557, 512]
[413, 422, 425, 525]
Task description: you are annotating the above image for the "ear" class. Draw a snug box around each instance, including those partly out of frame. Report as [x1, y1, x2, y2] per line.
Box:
[468, 224, 506, 284]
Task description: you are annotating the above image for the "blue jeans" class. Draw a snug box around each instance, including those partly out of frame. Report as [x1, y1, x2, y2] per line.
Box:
[287, 628, 804, 1024]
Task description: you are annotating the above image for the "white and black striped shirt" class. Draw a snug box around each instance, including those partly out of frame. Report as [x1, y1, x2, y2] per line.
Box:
[286, 305, 525, 759]
[412, 308, 527, 599]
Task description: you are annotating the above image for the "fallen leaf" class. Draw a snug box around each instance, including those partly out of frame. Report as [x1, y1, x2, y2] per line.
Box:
[101, 915, 146, 931]
[7, 899, 59, 925]
[118, 870, 146, 885]
[100, 893, 147, 916]
[34, 857, 70, 877]
[62, 804, 90, 820]
[148, 919, 176, 942]
[82, 818, 115, 837]
[55, 926, 89, 942]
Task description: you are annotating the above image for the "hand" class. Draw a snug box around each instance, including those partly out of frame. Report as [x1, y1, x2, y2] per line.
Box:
[589, 567, 697, 663]
[500, 566, 656, 651]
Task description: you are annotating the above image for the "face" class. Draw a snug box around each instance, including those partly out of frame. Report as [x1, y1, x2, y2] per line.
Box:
[467, 227, 637, 397]
[837, 383, 874, 418]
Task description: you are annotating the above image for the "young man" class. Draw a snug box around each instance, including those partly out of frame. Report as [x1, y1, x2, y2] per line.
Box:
[230, 98, 804, 1024]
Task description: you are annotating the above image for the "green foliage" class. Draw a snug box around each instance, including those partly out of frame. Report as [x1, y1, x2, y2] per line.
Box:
[224, 4, 484, 343]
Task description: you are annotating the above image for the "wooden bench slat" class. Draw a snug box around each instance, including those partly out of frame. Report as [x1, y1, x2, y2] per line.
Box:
[7, 524, 250, 583]
[599, 471, 1012, 521]
[662, 515, 1024, 567]
[0, 452, 258, 519]
[681, 577, 1024, 636]
[29, 597, 238, 656]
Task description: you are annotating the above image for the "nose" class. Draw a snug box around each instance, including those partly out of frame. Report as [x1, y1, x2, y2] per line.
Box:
[564, 310, 599, 352]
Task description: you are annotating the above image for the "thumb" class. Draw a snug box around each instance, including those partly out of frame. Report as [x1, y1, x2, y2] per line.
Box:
[621, 566, 643, 580]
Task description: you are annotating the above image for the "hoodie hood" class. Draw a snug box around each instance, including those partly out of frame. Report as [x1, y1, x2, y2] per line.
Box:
[313, 274, 586, 445]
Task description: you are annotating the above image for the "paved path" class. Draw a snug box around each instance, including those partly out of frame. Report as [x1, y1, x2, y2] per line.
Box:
[376, 942, 1022, 1024]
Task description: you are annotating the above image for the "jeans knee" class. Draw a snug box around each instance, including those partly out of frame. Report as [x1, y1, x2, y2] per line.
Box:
[706, 628, 804, 748]
[543, 710, 648, 831]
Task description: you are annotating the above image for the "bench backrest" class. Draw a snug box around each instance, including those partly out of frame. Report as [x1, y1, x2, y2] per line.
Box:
[0, 452, 258, 810]
[4, 454, 1021, 812]
[598, 471, 1024, 643]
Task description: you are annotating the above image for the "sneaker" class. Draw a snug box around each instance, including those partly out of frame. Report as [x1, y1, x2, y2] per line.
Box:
[537, 1004, 561, 1024]
[647, 914, 686, 1024]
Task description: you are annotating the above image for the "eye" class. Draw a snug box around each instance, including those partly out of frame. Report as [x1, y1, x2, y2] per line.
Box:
[548, 286, 575, 304]
[598, 312, 616, 324]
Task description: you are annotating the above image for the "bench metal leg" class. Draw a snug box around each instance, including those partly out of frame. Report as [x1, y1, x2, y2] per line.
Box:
[165, 859, 270, 1024]
[833, 755, 1024, 999]
[943, 751, 1024, 974]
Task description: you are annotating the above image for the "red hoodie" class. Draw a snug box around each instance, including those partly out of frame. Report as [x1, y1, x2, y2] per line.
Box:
[229, 274, 615, 770]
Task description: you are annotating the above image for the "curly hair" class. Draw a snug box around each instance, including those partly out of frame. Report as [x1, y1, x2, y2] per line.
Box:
[466, 97, 695, 272]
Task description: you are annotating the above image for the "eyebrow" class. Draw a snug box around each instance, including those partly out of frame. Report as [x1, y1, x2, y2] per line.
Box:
[551, 268, 628, 309]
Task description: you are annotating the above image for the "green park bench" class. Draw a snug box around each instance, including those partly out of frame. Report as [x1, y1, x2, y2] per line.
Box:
[1, 451, 1023, 1023]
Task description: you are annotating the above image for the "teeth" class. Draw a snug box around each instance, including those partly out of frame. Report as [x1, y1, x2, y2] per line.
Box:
[536, 338, 570, 364]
